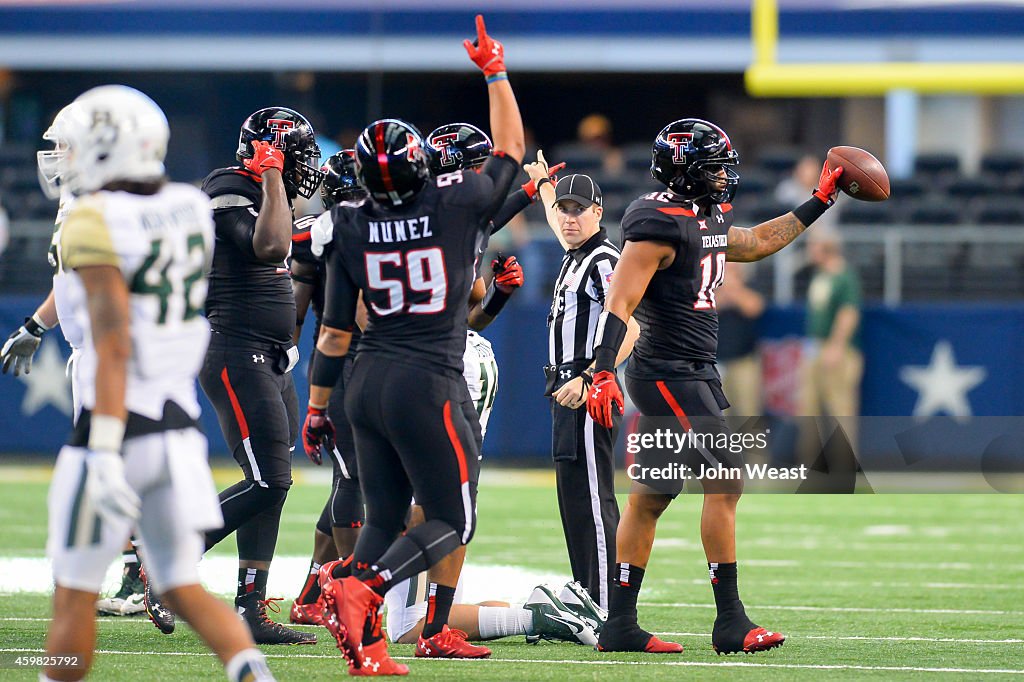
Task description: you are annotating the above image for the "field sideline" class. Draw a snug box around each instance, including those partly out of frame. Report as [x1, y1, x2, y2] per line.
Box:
[1, 465, 1022, 680]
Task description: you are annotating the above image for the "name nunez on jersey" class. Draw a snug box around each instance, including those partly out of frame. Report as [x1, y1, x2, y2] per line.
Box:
[702, 234, 727, 248]
[368, 217, 432, 244]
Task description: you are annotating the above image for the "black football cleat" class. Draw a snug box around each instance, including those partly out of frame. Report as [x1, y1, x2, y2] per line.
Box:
[237, 593, 317, 645]
[595, 616, 682, 653]
[141, 568, 175, 635]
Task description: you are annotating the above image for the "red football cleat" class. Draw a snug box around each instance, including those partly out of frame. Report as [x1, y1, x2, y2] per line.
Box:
[415, 626, 492, 658]
[713, 626, 786, 655]
[318, 558, 348, 590]
[290, 599, 325, 626]
[348, 639, 409, 677]
[322, 576, 383, 669]
[643, 635, 684, 653]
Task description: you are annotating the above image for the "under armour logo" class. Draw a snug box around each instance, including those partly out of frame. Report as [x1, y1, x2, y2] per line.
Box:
[252, 354, 265, 363]
[560, 369, 572, 379]
[757, 631, 774, 642]
[716, 213, 724, 223]
[698, 219, 707, 230]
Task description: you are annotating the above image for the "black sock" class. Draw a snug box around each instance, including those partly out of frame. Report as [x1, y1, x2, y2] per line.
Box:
[607, 563, 645, 621]
[237, 567, 269, 602]
[123, 546, 140, 580]
[331, 555, 353, 580]
[421, 583, 457, 639]
[356, 521, 461, 597]
[709, 562, 744, 616]
[296, 560, 322, 604]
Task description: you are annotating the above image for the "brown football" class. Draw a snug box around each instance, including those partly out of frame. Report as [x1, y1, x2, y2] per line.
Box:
[826, 146, 890, 202]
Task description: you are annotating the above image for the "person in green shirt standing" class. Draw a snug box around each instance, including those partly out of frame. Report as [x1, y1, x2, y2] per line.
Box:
[800, 228, 863, 451]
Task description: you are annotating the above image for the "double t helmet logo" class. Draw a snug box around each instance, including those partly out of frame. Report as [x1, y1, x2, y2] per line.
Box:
[266, 118, 296, 150]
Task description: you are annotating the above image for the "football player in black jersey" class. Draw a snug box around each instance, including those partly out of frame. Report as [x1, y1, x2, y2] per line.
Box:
[300, 15, 525, 674]
[586, 118, 843, 655]
[196, 107, 324, 645]
[288, 150, 368, 625]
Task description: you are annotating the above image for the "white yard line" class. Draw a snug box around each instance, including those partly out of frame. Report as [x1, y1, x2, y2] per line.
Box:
[640, 602, 1020, 615]
[1, 648, 1021, 674]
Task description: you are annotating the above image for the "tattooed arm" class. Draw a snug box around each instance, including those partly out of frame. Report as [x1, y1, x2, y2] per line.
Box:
[726, 213, 809, 263]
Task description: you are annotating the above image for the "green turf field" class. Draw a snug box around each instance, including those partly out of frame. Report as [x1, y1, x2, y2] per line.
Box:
[2, 466, 1022, 680]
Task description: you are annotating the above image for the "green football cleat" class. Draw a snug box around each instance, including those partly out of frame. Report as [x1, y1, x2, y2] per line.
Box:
[524, 585, 598, 646]
[558, 581, 607, 637]
[96, 570, 146, 616]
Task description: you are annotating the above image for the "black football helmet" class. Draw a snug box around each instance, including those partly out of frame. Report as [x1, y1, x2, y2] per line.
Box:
[236, 106, 324, 199]
[355, 119, 430, 207]
[651, 118, 739, 203]
[320, 149, 366, 208]
[425, 122, 493, 175]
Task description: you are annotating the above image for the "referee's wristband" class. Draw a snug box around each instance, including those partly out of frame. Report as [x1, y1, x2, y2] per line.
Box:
[593, 311, 628, 373]
[88, 414, 126, 453]
[481, 281, 513, 318]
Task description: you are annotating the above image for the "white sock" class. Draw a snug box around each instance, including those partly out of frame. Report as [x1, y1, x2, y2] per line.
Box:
[226, 648, 275, 682]
[477, 606, 534, 639]
[39, 674, 60, 682]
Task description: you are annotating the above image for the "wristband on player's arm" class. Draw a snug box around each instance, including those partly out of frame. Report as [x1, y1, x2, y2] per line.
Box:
[24, 314, 50, 336]
[792, 196, 830, 228]
[592, 311, 628, 373]
[310, 349, 345, 391]
[481, 281, 513, 317]
[88, 414, 126, 453]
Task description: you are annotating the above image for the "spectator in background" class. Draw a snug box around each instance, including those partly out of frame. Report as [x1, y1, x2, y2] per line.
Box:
[776, 154, 838, 232]
[716, 262, 765, 417]
[800, 228, 863, 452]
[577, 114, 624, 176]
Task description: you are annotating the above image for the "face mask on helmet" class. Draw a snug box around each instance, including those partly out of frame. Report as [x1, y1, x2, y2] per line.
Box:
[59, 85, 169, 196]
[355, 119, 430, 208]
[425, 122, 493, 176]
[651, 118, 740, 204]
[37, 104, 77, 200]
[237, 106, 325, 199]
[320, 149, 367, 209]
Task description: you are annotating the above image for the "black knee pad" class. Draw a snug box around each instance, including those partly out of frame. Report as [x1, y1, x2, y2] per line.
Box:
[330, 477, 364, 528]
[405, 519, 464, 564]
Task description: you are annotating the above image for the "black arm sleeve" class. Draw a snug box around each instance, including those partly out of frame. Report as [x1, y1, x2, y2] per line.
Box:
[477, 152, 521, 226]
[491, 188, 531, 234]
[320, 240, 359, 332]
[213, 208, 258, 258]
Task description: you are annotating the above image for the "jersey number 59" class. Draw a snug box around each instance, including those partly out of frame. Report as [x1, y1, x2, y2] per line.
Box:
[365, 247, 447, 316]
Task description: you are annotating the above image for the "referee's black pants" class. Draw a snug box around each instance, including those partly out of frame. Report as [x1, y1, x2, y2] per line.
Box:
[551, 400, 620, 610]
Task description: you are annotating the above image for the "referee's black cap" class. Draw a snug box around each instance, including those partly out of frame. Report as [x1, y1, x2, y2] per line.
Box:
[553, 174, 603, 208]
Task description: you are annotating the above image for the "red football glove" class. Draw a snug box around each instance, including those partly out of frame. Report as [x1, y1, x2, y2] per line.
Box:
[463, 15, 506, 77]
[302, 405, 335, 466]
[244, 140, 285, 177]
[587, 370, 624, 429]
[813, 161, 843, 206]
[492, 254, 524, 292]
[522, 162, 566, 199]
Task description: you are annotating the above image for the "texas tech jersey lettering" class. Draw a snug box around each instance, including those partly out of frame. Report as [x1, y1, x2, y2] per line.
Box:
[621, 193, 734, 376]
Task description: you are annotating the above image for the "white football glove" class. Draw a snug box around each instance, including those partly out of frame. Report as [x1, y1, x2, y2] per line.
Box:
[1, 322, 45, 376]
[85, 450, 141, 525]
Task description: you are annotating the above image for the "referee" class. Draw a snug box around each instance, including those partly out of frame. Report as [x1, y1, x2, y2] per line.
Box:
[533, 163, 639, 610]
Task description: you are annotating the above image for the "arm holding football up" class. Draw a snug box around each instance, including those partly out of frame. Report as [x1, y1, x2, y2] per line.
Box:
[586, 240, 674, 428]
[246, 141, 293, 263]
[728, 162, 842, 262]
[465, 15, 525, 164]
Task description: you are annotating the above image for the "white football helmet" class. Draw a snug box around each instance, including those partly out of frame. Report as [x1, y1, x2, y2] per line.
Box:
[36, 102, 79, 199]
[59, 85, 169, 195]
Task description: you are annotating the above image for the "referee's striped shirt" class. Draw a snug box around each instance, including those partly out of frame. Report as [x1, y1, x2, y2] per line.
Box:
[548, 228, 620, 365]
